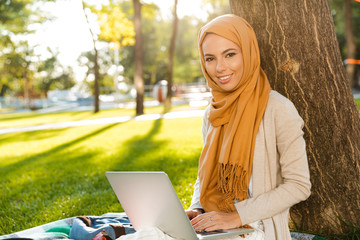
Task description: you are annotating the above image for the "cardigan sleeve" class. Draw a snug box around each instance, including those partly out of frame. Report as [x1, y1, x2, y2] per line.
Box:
[235, 96, 311, 225]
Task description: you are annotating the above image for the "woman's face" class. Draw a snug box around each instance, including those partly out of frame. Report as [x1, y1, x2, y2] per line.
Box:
[202, 34, 244, 92]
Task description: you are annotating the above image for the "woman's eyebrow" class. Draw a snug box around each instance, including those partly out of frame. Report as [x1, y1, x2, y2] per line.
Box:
[222, 48, 238, 54]
[204, 48, 238, 57]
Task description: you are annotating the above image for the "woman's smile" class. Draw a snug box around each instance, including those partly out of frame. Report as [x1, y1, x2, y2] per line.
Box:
[201, 33, 244, 92]
[218, 74, 233, 84]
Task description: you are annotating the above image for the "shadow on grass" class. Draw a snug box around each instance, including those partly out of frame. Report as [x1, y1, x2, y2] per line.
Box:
[109, 118, 166, 170]
[0, 110, 97, 125]
[0, 123, 120, 179]
[0, 149, 103, 235]
[0, 123, 122, 234]
[0, 128, 68, 144]
[1, 118, 202, 235]
[107, 117, 200, 194]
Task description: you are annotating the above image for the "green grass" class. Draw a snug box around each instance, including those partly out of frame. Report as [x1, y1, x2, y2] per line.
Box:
[355, 98, 360, 110]
[3, 100, 360, 238]
[0, 104, 205, 129]
[0, 107, 204, 235]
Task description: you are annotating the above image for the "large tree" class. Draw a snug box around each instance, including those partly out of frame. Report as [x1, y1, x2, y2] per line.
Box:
[0, 0, 47, 98]
[164, 0, 178, 111]
[82, 0, 100, 113]
[133, 0, 144, 115]
[344, 0, 357, 87]
[229, 0, 360, 236]
[96, 2, 135, 103]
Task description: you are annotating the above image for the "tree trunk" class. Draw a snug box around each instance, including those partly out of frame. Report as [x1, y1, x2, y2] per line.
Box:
[94, 47, 100, 113]
[82, 0, 100, 113]
[113, 47, 120, 103]
[164, 0, 178, 112]
[23, 71, 30, 109]
[229, 0, 360, 235]
[133, 0, 144, 115]
[0, 84, 8, 97]
[344, 0, 357, 88]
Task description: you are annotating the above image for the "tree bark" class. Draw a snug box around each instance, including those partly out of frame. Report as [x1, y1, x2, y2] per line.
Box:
[164, 0, 178, 112]
[229, 0, 360, 235]
[94, 47, 100, 113]
[82, 0, 100, 113]
[133, 0, 144, 115]
[344, 0, 357, 88]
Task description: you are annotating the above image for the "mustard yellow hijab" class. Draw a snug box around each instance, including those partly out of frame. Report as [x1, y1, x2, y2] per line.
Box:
[198, 14, 271, 212]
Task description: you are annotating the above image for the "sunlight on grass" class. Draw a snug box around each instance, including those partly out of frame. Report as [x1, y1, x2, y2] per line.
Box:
[0, 104, 206, 129]
[355, 98, 360, 111]
[0, 114, 203, 235]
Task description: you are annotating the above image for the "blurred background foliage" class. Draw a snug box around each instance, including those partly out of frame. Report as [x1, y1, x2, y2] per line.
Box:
[0, 0, 358, 99]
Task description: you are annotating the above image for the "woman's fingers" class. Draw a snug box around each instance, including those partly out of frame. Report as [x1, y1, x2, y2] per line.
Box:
[191, 212, 218, 232]
[186, 209, 202, 220]
[191, 211, 242, 232]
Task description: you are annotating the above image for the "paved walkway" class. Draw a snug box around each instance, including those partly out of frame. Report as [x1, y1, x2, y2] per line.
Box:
[0, 110, 205, 135]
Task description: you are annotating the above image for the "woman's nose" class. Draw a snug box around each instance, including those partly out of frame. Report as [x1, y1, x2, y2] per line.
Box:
[216, 59, 226, 72]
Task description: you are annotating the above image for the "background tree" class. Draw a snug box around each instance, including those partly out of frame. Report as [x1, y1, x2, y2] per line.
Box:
[10, 41, 38, 109]
[82, 0, 101, 113]
[344, 0, 357, 88]
[230, 0, 360, 236]
[0, 46, 26, 97]
[204, 0, 230, 19]
[142, 3, 169, 85]
[0, 0, 32, 47]
[133, 0, 144, 115]
[77, 48, 114, 96]
[172, 16, 203, 83]
[96, 1, 135, 102]
[36, 50, 76, 97]
[329, 0, 360, 89]
[0, 0, 48, 98]
[164, 0, 178, 111]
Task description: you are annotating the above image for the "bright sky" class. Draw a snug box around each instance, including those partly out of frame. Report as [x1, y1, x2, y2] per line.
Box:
[28, 0, 211, 81]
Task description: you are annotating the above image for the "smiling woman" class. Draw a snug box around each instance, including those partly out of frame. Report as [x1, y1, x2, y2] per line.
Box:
[185, 14, 311, 240]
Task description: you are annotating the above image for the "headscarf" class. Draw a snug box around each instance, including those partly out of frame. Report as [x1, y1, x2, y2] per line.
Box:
[198, 14, 271, 212]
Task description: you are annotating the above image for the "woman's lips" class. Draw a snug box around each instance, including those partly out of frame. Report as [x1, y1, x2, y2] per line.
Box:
[218, 74, 232, 84]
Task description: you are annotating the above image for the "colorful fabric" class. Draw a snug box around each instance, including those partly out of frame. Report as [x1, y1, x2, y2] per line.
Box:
[69, 216, 131, 240]
[0, 212, 326, 240]
[0, 213, 134, 240]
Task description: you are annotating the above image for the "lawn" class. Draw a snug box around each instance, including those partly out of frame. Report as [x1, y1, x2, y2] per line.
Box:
[0, 104, 201, 129]
[2, 100, 360, 238]
[0, 106, 204, 235]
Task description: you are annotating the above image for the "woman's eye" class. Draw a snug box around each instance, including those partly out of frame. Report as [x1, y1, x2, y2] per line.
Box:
[226, 52, 236, 58]
[205, 57, 214, 62]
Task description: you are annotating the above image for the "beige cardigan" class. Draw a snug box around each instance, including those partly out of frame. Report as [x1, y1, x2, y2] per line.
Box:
[190, 90, 311, 240]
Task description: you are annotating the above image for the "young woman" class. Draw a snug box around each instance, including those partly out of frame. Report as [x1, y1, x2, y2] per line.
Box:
[186, 14, 311, 240]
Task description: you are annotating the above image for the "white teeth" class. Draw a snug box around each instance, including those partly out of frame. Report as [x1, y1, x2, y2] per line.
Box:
[219, 75, 231, 80]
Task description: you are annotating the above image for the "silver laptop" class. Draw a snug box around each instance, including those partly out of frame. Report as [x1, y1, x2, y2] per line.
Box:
[106, 171, 254, 240]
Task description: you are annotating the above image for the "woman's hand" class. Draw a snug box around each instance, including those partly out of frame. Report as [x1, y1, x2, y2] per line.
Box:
[186, 208, 204, 220]
[190, 211, 242, 232]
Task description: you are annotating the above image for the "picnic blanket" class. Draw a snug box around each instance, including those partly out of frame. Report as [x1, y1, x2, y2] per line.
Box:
[0, 213, 135, 240]
[0, 212, 326, 240]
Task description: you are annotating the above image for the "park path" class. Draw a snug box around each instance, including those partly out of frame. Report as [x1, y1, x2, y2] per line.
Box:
[0, 110, 205, 135]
